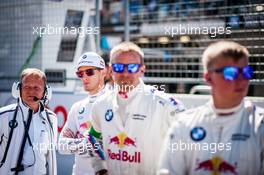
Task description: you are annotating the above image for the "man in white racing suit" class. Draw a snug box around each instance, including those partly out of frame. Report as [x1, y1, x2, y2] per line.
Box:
[0, 68, 57, 175]
[58, 52, 107, 175]
[159, 41, 264, 175]
[89, 42, 185, 175]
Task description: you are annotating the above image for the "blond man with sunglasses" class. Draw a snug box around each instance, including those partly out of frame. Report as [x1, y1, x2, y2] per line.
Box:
[58, 52, 107, 175]
[88, 42, 185, 175]
[159, 41, 264, 175]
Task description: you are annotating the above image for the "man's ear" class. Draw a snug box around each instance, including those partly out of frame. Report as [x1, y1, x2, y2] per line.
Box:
[108, 66, 113, 75]
[140, 65, 145, 75]
[204, 71, 212, 85]
[101, 67, 106, 75]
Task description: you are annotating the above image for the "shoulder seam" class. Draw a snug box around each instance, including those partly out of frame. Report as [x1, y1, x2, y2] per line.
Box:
[0, 109, 16, 116]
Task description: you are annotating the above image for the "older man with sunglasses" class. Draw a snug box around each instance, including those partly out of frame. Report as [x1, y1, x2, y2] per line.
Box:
[88, 41, 185, 175]
[58, 52, 107, 175]
[159, 41, 264, 175]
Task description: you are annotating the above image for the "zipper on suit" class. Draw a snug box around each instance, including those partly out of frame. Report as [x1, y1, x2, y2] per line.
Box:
[216, 126, 223, 154]
[217, 126, 223, 143]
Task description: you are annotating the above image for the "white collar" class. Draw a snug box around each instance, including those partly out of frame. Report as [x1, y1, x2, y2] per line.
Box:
[88, 86, 106, 103]
[113, 80, 145, 110]
[210, 99, 244, 116]
[116, 80, 144, 101]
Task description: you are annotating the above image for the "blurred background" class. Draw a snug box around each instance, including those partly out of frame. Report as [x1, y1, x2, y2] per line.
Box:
[0, 0, 263, 95]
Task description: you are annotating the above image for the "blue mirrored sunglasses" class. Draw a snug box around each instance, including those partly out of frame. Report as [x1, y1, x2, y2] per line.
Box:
[212, 66, 254, 81]
[112, 63, 141, 73]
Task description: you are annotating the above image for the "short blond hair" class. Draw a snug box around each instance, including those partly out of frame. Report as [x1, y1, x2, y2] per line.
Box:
[21, 68, 47, 84]
[202, 41, 249, 72]
[110, 41, 144, 64]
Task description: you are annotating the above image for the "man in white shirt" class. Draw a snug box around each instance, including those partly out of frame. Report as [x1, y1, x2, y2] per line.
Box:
[0, 68, 57, 175]
[89, 42, 185, 175]
[58, 52, 107, 175]
[159, 41, 264, 175]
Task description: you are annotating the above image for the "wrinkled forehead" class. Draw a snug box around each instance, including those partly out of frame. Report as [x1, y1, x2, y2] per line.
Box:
[21, 73, 45, 84]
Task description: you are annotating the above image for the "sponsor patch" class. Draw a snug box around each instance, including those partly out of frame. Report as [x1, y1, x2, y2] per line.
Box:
[190, 127, 206, 141]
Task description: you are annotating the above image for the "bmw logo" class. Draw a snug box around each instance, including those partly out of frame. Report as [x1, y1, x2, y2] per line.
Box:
[169, 97, 178, 106]
[190, 127, 206, 141]
[79, 107, 85, 114]
[105, 109, 113, 121]
[150, 88, 156, 94]
[82, 55, 87, 59]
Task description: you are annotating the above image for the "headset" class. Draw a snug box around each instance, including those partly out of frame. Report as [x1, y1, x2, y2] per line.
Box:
[11, 81, 54, 134]
[11, 81, 52, 105]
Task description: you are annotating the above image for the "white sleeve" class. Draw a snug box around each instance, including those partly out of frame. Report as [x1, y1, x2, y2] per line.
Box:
[158, 121, 187, 175]
[162, 96, 186, 137]
[259, 113, 264, 174]
[90, 101, 102, 133]
[46, 109, 58, 147]
[52, 115, 58, 148]
[58, 103, 87, 155]
[0, 112, 4, 159]
[0, 106, 15, 157]
[89, 102, 108, 172]
[62, 103, 78, 135]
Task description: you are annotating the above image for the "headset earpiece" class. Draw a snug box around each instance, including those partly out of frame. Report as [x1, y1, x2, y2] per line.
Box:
[11, 82, 21, 99]
[44, 85, 52, 102]
[41, 84, 52, 105]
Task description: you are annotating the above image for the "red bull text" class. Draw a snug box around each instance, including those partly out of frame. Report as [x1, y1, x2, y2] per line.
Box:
[108, 149, 141, 163]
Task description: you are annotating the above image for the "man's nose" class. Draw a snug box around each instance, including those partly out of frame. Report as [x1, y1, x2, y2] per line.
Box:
[236, 72, 248, 81]
[121, 67, 131, 74]
[82, 76, 91, 82]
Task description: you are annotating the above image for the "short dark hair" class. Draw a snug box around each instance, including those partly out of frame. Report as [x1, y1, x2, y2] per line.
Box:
[101, 53, 110, 66]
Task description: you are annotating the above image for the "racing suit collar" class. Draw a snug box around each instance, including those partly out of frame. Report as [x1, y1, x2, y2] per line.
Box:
[116, 79, 144, 101]
[210, 99, 244, 116]
[113, 80, 145, 110]
[88, 85, 106, 103]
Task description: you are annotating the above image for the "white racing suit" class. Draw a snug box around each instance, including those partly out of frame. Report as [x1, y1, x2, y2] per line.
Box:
[159, 99, 264, 175]
[0, 99, 57, 175]
[58, 88, 107, 175]
[89, 81, 185, 175]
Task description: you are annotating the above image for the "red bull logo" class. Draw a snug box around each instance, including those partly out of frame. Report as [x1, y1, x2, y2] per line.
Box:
[195, 156, 237, 175]
[109, 132, 136, 148]
[108, 132, 140, 163]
